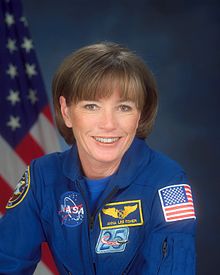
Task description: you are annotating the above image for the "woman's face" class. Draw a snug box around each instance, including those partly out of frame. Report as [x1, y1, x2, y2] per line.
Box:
[60, 89, 141, 169]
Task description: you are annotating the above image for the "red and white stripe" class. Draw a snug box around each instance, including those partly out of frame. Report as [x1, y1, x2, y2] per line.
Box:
[0, 106, 60, 275]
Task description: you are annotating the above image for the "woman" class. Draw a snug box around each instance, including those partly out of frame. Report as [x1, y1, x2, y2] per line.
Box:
[0, 42, 196, 274]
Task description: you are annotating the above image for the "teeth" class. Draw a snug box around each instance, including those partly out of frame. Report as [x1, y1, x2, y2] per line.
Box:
[94, 137, 119, 143]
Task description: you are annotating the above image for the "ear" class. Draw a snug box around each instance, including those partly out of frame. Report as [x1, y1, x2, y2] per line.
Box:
[59, 96, 72, 128]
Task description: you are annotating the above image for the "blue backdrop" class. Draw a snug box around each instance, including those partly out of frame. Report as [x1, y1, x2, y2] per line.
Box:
[23, 1, 220, 274]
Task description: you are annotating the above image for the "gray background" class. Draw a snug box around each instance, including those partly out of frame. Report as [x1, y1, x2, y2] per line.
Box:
[22, 0, 220, 274]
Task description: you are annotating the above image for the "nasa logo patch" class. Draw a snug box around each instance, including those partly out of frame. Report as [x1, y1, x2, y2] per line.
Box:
[59, 192, 84, 227]
[6, 167, 30, 209]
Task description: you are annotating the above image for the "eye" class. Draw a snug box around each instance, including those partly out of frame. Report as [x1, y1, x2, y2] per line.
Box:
[118, 104, 133, 112]
[83, 104, 99, 111]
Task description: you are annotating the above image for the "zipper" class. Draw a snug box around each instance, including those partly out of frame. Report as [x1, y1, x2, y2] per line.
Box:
[90, 186, 119, 230]
[76, 180, 119, 274]
[100, 186, 119, 207]
[157, 238, 168, 274]
[63, 264, 71, 274]
[121, 228, 146, 275]
[90, 215, 95, 230]
[122, 253, 138, 275]
[90, 186, 119, 272]
[75, 180, 96, 275]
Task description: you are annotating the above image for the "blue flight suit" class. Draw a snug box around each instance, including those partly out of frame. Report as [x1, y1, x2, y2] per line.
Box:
[0, 138, 196, 274]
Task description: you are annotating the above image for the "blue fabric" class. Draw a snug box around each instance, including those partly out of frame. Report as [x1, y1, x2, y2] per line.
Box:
[84, 176, 111, 215]
[0, 138, 196, 274]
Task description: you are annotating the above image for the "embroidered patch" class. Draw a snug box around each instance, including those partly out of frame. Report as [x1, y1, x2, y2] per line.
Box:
[95, 227, 129, 254]
[59, 192, 84, 227]
[99, 200, 144, 229]
[158, 184, 196, 222]
[6, 167, 30, 209]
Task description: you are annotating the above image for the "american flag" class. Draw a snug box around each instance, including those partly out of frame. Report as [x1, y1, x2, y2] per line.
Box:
[0, 0, 60, 274]
[158, 184, 196, 222]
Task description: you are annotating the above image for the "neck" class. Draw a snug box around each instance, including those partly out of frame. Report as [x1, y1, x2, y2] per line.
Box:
[79, 156, 121, 179]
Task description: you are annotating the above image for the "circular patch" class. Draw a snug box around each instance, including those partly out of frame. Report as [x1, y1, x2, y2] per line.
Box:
[59, 192, 84, 227]
[6, 167, 30, 209]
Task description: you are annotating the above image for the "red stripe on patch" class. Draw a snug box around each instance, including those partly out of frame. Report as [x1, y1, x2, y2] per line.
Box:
[42, 105, 54, 125]
[166, 202, 194, 211]
[15, 134, 45, 164]
[166, 209, 195, 217]
[167, 213, 196, 221]
[41, 242, 59, 275]
[0, 176, 13, 215]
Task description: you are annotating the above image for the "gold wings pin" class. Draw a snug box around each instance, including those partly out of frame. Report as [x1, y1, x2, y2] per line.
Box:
[102, 204, 138, 219]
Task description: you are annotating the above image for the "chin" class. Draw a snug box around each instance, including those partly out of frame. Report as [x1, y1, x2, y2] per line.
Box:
[92, 153, 122, 164]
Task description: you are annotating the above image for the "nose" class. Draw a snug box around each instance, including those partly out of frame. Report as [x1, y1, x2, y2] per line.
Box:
[98, 109, 117, 131]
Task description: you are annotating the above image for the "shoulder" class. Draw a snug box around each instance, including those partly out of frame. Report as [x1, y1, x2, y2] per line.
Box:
[32, 149, 66, 166]
[131, 138, 183, 174]
[29, 148, 72, 186]
[132, 142, 197, 225]
[31, 147, 71, 169]
[126, 138, 187, 189]
[139, 144, 187, 189]
[151, 149, 185, 178]
[144, 150, 196, 226]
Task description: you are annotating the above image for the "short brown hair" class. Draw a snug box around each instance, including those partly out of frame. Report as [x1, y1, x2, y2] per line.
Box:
[52, 42, 158, 144]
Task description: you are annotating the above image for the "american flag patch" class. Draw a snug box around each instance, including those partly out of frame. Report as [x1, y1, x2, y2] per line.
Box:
[158, 184, 196, 222]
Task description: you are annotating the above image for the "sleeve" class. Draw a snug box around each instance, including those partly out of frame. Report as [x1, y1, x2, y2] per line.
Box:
[0, 166, 45, 274]
[142, 173, 197, 275]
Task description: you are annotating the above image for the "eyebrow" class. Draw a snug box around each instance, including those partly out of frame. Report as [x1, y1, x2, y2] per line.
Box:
[118, 99, 135, 103]
[80, 98, 134, 102]
[79, 98, 136, 104]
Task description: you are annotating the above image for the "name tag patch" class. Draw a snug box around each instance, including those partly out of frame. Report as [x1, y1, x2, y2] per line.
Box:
[96, 227, 129, 254]
[99, 200, 144, 229]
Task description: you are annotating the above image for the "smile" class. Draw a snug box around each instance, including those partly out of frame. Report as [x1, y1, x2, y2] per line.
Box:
[93, 137, 120, 144]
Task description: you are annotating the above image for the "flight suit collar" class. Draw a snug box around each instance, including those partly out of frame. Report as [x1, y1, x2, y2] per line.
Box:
[62, 137, 152, 189]
[62, 144, 82, 181]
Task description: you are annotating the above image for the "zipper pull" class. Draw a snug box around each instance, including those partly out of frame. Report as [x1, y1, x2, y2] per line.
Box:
[90, 215, 94, 230]
[162, 238, 168, 258]
[100, 186, 119, 208]
[90, 186, 119, 230]
[156, 238, 168, 274]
